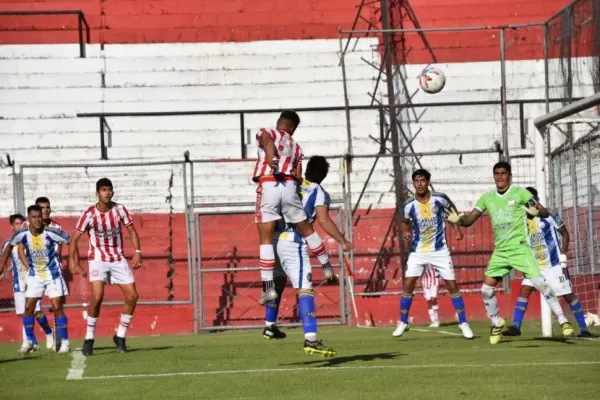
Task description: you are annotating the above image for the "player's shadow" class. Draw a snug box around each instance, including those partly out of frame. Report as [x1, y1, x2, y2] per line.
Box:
[281, 352, 404, 368]
[92, 345, 179, 354]
[0, 356, 39, 364]
[530, 337, 577, 345]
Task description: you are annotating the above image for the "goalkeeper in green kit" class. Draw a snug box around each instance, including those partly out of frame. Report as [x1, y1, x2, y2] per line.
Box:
[444, 162, 572, 344]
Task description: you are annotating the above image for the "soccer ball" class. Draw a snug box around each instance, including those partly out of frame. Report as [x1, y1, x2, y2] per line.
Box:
[418, 67, 446, 94]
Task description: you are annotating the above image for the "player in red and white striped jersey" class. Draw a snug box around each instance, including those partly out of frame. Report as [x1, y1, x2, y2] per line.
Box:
[253, 111, 335, 305]
[421, 265, 440, 327]
[69, 178, 142, 356]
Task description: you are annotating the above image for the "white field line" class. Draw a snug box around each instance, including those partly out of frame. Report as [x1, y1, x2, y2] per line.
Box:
[66, 348, 87, 380]
[77, 361, 600, 381]
[411, 328, 462, 336]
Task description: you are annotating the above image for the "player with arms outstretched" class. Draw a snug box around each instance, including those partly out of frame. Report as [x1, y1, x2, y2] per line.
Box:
[253, 111, 334, 304]
[503, 186, 590, 338]
[3, 214, 54, 351]
[263, 156, 351, 356]
[0, 205, 72, 354]
[393, 169, 473, 339]
[445, 162, 573, 344]
[69, 178, 143, 356]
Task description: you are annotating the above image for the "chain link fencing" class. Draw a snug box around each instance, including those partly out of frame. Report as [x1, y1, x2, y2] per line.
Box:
[1, 161, 190, 313]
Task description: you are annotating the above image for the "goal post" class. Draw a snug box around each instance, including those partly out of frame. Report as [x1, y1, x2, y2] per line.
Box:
[533, 92, 600, 337]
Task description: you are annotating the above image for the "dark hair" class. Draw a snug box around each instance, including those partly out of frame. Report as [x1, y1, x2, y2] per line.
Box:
[526, 186, 538, 199]
[35, 196, 50, 206]
[412, 169, 431, 181]
[278, 110, 301, 128]
[9, 214, 25, 224]
[493, 161, 512, 175]
[27, 204, 42, 215]
[96, 178, 113, 192]
[305, 156, 330, 184]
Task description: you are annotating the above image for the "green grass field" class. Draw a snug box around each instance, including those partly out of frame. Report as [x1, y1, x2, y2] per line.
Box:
[1, 322, 598, 400]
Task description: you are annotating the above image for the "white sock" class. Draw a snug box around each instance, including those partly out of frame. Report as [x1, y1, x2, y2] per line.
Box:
[304, 232, 329, 266]
[86, 316, 98, 340]
[116, 314, 133, 338]
[430, 305, 439, 322]
[305, 332, 317, 342]
[481, 284, 501, 326]
[265, 321, 274, 327]
[259, 244, 275, 281]
[530, 276, 568, 324]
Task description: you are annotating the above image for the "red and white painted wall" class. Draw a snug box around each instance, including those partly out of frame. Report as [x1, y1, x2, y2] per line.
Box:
[0, 0, 597, 341]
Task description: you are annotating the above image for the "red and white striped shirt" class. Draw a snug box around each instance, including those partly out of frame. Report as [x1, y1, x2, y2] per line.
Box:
[422, 266, 439, 289]
[252, 128, 303, 182]
[75, 203, 133, 262]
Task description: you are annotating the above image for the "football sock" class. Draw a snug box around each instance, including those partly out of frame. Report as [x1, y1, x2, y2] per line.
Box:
[56, 315, 69, 344]
[529, 276, 567, 324]
[116, 314, 133, 338]
[23, 315, 36, 342]
[265, 285, 284, 326]
[86, 316, 98, 340]
[259, 245, 275, 282]
[450, 292, 467, 324]
[36, 313, 53, 335]
[568, 297, 588, 331]
[512, 296, 529, 329]
[400, 294, 413, 324]
[304, 232, 329, 266]
[299, 292, 317, 341]
[481, 284, 501, 326]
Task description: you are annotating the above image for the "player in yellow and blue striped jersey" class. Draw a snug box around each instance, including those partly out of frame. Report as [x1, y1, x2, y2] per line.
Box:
[393, 169, 474, 339]
[503, 186, 590, 338]
[0, 205, 72, 355]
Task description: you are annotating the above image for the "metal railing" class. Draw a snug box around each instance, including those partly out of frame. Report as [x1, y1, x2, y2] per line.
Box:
[0, 10, 90, 58]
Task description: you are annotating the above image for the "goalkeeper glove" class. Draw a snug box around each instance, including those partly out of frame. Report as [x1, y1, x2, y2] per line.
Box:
[521, 204, 540, 217]
[559, 253, 568, 269]
[444, 207, 463, 225]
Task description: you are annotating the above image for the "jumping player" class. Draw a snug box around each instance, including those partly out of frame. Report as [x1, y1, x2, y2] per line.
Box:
[263, 156, 351, 356]
[69, 178, 142, 356]
[421, 266, 441, 328]
[502, 187, 590, 338]
[445, 162, 573, 344]
[393, 169, 473, 339]
[0, 205, 71, 354]
[3, 214, 54, 351]
[253, 111, 334, 304]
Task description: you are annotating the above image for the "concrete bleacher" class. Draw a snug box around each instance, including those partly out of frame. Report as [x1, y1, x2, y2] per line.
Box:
[1, 38, 597, 216]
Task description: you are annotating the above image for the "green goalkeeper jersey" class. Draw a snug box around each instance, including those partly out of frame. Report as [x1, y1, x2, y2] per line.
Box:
[474, 186, 533, 250]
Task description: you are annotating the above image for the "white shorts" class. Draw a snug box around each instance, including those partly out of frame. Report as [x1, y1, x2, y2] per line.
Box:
[522, 266, 572, 296]
[273, 239, 312, 289]
[89, 259, 135, 285]
[406, 249, 456, 281]
[255, 179, 307, 224]
[14, 292, 42, 315]
[423, 284, 439, 300]
[25, 276, 68, 299]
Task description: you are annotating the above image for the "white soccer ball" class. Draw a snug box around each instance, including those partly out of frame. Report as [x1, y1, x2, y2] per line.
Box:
[419, 67, 446, 94]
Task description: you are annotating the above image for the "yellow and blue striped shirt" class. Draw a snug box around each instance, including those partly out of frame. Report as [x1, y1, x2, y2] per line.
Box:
[402, 192, 451, 253]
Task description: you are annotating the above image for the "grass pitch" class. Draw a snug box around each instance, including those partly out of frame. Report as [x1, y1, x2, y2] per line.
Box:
[1, 322, 598, 400]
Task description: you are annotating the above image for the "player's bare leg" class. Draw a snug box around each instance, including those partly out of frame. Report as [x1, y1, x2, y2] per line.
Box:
[50, 296, 71, 353]
[18, 297, 42, 355]
[443, 280, 474, 339]
[82, 280, 105, 356]
[293, 219, 334, 280]
[257, 220, 279, 305]
[481, 277, 506, 344]
[113, 283, 139, 353]
[393, 276, 418, 337]
[263, 275, 287, 340]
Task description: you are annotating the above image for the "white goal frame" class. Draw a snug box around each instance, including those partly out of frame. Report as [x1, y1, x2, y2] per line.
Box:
[533, 92, 600, 337]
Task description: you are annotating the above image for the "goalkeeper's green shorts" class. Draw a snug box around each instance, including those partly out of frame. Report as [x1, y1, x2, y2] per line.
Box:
[485, 244, 542, 279]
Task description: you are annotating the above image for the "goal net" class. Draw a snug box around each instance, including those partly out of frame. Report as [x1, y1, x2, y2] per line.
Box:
[534, 92, 600, 335]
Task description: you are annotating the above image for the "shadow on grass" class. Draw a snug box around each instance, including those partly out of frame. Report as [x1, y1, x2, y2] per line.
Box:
[280, 352, 405, 367]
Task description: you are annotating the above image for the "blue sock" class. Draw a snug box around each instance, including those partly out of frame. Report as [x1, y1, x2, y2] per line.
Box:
[23, 316, 36, 342]
[56, 315, 69, 341]
[569, 297, 588, 332]
[512, 296, 529, 329]
[400, 294, 413, 324]
[451, 293, 467, 324]
[36, 313, 53, 335]
[265, 286, 284, 324]
[298, 293, 317, 339]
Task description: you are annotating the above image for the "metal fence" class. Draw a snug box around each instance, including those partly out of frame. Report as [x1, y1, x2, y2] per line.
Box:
[1, 160, 191, 313]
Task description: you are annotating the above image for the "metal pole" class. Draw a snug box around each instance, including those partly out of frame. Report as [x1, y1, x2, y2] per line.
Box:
[535, 93, 600, 131]
[543, 23, 554, 209]
[100, 117, 107, 160]
[500, 28, 509, 160]
[569, 130, 580, 274]
[182, 160, 196, 333]
[240, 112, 246, 158]
[380, 0, 407, 263]
[196, 212, 204, 330]
[338, 32, 354, 156]
[337, 210, 347, 325]
[586, 130, 596, 273]
[77, 12, 85, 58]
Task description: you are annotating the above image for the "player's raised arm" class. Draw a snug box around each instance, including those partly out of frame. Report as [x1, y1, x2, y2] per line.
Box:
[315, 206, 352, 252]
